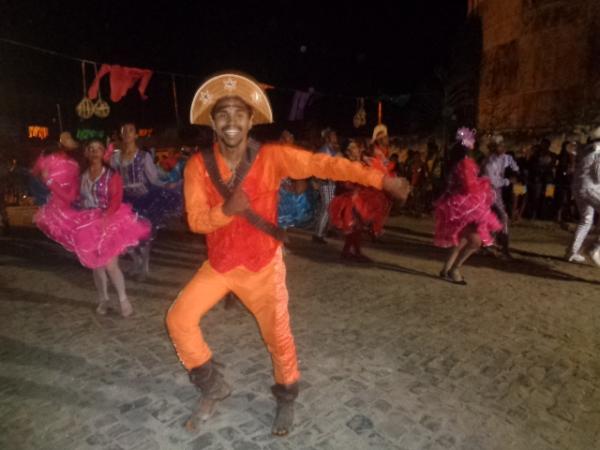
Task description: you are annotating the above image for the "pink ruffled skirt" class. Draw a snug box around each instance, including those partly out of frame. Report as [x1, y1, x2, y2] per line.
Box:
[434, 188, 501, 248]
[35, 201, 151, 268]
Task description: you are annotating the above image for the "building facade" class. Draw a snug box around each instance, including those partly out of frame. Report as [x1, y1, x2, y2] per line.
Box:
[474, 0, 600, 133]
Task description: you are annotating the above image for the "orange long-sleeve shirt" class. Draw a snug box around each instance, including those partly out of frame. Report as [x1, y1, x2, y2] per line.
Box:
[184, 142, 384, 272]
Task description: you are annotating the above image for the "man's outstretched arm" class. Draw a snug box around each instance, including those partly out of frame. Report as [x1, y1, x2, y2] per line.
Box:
[270, 144, 410, 201]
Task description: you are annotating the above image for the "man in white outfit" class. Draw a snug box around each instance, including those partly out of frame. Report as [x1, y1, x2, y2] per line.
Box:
[566, 125, 600, 266]
[482, 135, 519, 257]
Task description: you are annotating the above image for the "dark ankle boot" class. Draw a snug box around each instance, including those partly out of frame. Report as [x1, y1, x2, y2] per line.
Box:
[185, 360, 231, 432]
[189, 360, 231, 400]
[271, 383, 299, 436]
[497, 232, 512, 258]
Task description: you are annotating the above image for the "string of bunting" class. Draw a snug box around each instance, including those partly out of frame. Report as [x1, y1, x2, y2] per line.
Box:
[2, 37, 434, 128]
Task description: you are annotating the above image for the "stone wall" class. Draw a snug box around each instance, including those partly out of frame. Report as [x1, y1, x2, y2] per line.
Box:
[476, 0, 600, 133]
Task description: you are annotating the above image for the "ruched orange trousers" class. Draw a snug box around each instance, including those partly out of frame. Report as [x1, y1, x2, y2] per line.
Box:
[166, 248, 299, 385]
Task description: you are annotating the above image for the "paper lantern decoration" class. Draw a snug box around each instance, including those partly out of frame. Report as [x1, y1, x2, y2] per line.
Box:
[94, 98, 110, 118]
[353, 98, 366, 128]
[76, 97, 95, 119]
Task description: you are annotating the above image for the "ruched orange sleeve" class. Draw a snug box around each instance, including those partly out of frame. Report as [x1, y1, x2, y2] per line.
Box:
[184, 154, 233, 234]
[267, 144, 384, 189]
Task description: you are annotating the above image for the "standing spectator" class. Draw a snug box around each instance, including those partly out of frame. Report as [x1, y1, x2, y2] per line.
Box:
[312, 127, 339, 243]
[408, 150, 429, 214]
[426, 138, 444, 205]
[527, 138, 556, 219]
[511, 144, 531, 222]
[554, 138, 578, 224]
[0, 157, 10, 234]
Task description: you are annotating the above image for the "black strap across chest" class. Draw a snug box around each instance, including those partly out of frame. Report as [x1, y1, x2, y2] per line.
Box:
[201, 140, 287, 242]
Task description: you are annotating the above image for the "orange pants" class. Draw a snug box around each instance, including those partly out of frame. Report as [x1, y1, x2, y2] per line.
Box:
[166, 248, 300, 385]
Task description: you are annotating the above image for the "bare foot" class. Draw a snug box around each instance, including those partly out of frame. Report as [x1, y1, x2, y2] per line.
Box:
[120, 299, 134, 318]
[449, 268, 467, 285]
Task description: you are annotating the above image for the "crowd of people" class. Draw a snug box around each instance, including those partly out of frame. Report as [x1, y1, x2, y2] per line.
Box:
[1, 70, 600, 438]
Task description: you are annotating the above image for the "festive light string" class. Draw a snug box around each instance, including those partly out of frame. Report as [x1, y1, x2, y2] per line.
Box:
[0, 37, 424, 103]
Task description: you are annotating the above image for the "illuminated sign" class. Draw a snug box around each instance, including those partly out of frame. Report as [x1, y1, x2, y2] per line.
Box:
[76, 129, 105, 141]
[138, 128, 153, 137]
[28, 126, 49, 139]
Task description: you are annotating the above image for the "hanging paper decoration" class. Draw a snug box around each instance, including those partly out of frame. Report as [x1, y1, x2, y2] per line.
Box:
[288, 88, 314, 121]
[76, 62, 95, 119]
[92, 64, 110, 118]
[88, 64, 153, 102]
[353, 97, 366, 128]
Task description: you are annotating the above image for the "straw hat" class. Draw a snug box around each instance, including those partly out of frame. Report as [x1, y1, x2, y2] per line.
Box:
[59, 131, 79, 150]
[190, 72, 273, 126]
[371, 124, 388, 142]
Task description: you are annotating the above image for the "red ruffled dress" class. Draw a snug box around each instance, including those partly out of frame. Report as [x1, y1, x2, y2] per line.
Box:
[329, 155, 392, 236]
[434, 157, 501, 247]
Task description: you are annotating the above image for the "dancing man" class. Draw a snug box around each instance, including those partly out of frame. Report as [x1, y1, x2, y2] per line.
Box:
[165, 72, 409, 436]
[481, 134, 519, 257]
[566, 126, 600, 265]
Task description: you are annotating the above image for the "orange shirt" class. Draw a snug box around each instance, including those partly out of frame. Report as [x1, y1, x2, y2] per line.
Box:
[184, 142, 384, 272]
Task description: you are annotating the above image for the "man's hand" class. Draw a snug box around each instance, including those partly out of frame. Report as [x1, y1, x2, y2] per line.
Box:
[222, 186, 250, 216]
[382, 176, 411, 204]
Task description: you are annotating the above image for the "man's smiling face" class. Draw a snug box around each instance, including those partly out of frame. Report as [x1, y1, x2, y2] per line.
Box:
[210, 96, 254, 149]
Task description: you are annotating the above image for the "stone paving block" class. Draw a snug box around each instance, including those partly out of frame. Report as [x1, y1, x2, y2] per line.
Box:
[119, 396, 153, 414]
[217, 425, 242, 442]
[86, 432, 111, 446]
[105, 423, 131, 439]
[230, 439, 262, 450]
[130, 440, 160, 450]
[238, 419, 264, 435]
[116, 427, 156, 447]
[419, 414, 443, 433]
[187, 432, 216, 449]
[346, 414, 374, 435]
[435, 433, 457, 449]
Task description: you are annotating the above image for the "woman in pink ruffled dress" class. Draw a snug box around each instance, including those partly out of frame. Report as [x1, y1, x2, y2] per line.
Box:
[33, 137, 150, 316]
[434, 128, 501, 284]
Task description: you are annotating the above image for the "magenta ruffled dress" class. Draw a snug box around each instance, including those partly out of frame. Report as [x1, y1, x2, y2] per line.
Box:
[434, 157, 502, 247]
[33, 153, 150, 268]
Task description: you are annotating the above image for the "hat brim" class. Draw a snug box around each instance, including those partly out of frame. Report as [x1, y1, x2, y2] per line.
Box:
[190, 73, 273, 126]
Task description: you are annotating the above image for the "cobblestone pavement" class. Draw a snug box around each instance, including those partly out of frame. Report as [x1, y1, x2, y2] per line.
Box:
[1, 217, 599, 450]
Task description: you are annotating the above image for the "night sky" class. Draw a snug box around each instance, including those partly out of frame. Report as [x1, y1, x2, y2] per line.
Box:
[1, 0, 467, 141]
